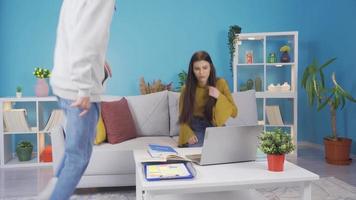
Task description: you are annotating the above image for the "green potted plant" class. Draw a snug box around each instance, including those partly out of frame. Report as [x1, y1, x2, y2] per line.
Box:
[259, 128, 295, 171]
[228, 25, 242, 73]
[16, 140, 34, 161]
[301, 58, 356, 165]
[16, 86, 22, 98]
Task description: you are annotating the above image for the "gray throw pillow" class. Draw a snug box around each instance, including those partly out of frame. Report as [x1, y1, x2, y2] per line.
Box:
[168, 91, 180, 136]
[126, 91, 169, 136]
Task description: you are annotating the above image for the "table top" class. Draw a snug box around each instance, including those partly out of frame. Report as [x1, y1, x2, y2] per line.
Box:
[134, 148, 319, 192]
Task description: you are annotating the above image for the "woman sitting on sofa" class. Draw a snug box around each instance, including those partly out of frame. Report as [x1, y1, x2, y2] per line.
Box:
[178, 51, 238, 147]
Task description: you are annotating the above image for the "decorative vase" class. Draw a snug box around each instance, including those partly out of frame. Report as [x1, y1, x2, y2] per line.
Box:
[246, 79, 254, 90]
[35, 78, 49, 97]
[255, 77, 262, 91]
[40, 145, 53, 162]
[245, 50, 253, 64]
[16, 146, 33, 161]
[267, 154, 285, 171]
[280, 51, 291, 63]
[268, 52, 277, 63]
[16, 92, 22, 98]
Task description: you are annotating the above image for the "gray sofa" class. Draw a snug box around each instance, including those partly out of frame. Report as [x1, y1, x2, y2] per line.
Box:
[51, 90, 258, 188]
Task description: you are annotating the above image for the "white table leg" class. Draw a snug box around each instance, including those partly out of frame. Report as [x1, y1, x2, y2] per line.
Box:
[136, 187, 144, 200]
[136, 164, 144, 200]
[301, 182, 311, 200]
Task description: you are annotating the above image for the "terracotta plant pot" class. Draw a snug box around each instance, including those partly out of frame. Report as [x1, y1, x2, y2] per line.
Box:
[324, 137, 352, 165]
[267, 154, 285, 172]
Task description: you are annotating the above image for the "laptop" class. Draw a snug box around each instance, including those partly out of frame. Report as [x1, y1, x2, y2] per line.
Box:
[186, 125, 263, 166]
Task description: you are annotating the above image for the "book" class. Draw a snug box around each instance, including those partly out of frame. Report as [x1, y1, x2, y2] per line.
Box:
[265, 105, 284, 125]
[43, 109, 64, 132]
[3, 109, 31, 132]
[144, 162, 195, 181]
[147, 144, 178, 158]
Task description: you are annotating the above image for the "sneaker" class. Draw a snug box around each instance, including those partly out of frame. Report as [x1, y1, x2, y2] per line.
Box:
[37, 177, 58, 200]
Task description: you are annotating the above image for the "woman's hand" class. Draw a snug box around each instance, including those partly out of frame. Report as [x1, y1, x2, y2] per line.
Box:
[188, 135, 198, 145]
[208, 86, 220, 99]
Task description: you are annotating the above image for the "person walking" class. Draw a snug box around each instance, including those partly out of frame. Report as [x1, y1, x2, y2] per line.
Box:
[38, 1, 115, 199]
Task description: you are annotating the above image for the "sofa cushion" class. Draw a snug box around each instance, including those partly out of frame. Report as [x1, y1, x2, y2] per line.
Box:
[84, 136, 178, 175]
[226, 90, 258, 126]
[101, 98, 138, 144]
[168, 91, 180, 136]
[94, 114, 106, 145]
[126, 91, 170, 136]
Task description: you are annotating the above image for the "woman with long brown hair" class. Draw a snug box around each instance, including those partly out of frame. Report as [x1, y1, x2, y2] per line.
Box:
[178, 51, 238, 147]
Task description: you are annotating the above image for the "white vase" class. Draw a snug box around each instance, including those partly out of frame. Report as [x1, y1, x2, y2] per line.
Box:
[16, 92, 22, 98]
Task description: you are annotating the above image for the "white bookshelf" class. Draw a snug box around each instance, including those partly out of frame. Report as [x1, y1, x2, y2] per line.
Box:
[233, 31, 298, 155]
[0, 96, 58, 168]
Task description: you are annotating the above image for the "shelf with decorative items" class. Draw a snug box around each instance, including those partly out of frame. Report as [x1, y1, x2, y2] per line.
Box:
[232, 31, 298, 155]
[0, 96, 60, 168]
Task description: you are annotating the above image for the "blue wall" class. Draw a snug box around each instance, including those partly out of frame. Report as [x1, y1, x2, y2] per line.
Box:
[1, 0, 356, 154]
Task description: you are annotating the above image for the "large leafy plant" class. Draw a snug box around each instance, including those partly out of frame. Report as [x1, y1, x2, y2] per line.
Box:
[259, 128, 295, 155]
[301, 58, 356, 139]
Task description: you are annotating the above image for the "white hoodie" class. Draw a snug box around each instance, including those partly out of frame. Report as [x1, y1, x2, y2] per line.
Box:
[50, 0, 115, 102]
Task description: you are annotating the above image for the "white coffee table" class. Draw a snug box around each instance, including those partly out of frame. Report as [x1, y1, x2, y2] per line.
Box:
[134, 148, 319, 200]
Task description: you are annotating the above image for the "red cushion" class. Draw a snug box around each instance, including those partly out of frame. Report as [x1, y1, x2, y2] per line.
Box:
[101, 98, 137, 144]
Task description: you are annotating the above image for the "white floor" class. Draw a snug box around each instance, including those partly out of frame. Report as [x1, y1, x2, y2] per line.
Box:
[0, 143, 355, 199]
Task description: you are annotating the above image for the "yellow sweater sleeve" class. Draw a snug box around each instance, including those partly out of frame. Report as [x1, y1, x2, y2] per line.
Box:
[178, 86, 195, 146]
[212, 79, 238, 126]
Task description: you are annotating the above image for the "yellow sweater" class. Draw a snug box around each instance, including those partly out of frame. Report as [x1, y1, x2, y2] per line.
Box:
[178, 79, 238, 146]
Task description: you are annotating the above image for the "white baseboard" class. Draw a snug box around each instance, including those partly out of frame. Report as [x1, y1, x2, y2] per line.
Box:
[299, 141, 356, 159]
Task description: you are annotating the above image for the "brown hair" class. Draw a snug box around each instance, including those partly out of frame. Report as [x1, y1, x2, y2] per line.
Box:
[179, 51, 217, 125]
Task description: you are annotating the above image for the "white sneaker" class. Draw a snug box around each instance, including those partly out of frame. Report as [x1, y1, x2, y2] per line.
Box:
[37, 177, 58, 200]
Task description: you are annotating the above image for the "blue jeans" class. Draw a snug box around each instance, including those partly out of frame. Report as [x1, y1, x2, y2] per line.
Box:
[188, 117, 213, 147]
[50, 97, 99, 200]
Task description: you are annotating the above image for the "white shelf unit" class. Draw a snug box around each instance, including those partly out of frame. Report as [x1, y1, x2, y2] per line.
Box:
[0, 96, 58, 168]
[233, 31, 298, 155]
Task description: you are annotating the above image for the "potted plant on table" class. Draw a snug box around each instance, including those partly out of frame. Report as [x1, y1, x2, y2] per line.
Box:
[259, 128, 295, 172]
[302, 58, 356, 165]
[16, 140, 34, 161]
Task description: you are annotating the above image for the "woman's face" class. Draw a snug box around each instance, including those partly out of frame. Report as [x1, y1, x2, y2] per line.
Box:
[193, 60, 211, 86]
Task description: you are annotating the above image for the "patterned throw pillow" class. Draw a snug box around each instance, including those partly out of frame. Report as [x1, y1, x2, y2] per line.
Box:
[101, 98, 138, 144]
